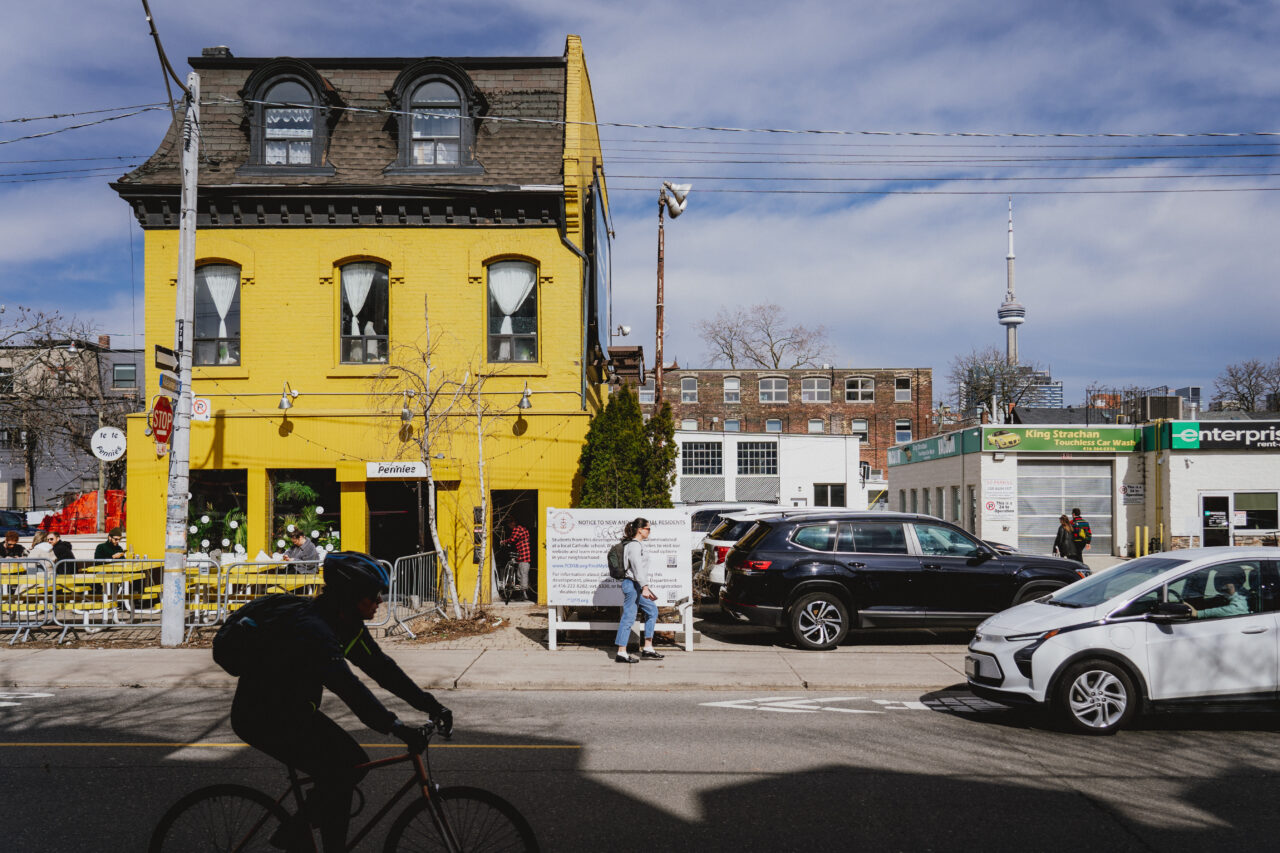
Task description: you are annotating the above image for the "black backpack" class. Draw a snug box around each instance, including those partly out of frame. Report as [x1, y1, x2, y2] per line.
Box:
[606, 538, 632, 580]
[212, 593, 311, 676]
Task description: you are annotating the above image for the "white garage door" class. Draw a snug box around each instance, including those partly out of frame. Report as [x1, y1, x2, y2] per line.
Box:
[1017, 460, 1112, 555]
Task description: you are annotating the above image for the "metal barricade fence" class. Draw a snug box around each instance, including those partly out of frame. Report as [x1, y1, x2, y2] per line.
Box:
[49, 557, 169, 640]
[386, 552, 444, 636]
[0, 557, 55, 643]
[218, 559, 323, 618]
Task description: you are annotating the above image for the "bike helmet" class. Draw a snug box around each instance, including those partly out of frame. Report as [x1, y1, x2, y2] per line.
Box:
[323, 551, 390, 599]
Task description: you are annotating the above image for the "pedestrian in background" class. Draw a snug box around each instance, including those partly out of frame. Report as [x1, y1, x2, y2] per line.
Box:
[1071, 508, 1092, 561]
[29, 530, 53, 562]
[1054, 514, 1080, 562]
[1, 530, 25, 557]
[49, 531, 75, 571]
[614, 517, 664, 664]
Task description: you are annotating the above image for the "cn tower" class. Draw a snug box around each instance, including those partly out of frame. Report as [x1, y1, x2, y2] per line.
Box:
[996, 197, 1026, 364]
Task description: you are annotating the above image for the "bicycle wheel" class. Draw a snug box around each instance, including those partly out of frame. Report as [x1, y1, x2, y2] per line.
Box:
[150, 783, 290, 853]
[499, 563, 515, 604]
[384, 786, 539, 852]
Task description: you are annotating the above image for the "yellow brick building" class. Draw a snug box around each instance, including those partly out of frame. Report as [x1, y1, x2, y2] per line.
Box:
[112, 37, 610, 603]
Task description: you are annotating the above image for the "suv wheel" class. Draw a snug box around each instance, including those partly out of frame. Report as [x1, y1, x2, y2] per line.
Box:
[1054, 659, 1138, 735]
[788, 592, 849, 651]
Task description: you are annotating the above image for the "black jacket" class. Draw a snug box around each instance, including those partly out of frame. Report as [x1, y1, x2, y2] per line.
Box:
[1053, 526, 1078, 560]
[230, 594, 440, 734]
[52, 540, 75, 564]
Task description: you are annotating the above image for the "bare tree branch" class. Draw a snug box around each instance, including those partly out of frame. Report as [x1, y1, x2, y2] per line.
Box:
[696, 303, 832, 369]
[1213, 358, 1272, 411]
[947, 345, 1049, 422]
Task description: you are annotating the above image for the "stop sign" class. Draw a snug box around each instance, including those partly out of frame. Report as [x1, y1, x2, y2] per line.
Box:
[152, 396, 174, 445]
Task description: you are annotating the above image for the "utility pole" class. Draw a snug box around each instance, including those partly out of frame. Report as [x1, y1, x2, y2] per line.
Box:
[160, 72, 199, 647]
[654, 182, 690, 399]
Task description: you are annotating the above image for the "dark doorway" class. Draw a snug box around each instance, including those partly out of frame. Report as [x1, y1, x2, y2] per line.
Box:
[1202, 495, 1230, 547]
[492, 489, 539, 593]
[367, 480, 434, 565]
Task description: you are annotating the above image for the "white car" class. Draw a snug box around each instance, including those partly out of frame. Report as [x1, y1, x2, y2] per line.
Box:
[966, 547, 1280, 734]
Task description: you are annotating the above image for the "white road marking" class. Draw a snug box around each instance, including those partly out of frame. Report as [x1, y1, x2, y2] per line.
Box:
[701, 694, 1010, 715]
[0, 692, 55, 708]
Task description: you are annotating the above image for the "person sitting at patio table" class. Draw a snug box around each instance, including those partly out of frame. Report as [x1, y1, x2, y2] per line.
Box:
[283, 529, 320, 571]
[1, 530, 26, 557]
[94, 528, 126, 561]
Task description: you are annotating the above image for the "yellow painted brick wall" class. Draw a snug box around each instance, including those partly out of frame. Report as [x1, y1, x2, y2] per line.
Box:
[128, 224, 596, 601]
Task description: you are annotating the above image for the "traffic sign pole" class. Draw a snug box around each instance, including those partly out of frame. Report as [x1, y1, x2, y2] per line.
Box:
[161, 73, 199, 648]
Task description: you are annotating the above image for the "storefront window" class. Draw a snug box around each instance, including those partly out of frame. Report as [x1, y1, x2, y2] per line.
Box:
[1235, 492, 1278, 530]
[188, 470, 248, 559]
[269, 469, 341, 555]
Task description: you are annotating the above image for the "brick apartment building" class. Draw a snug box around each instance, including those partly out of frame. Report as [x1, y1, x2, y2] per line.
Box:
[637, 367, 934, 477]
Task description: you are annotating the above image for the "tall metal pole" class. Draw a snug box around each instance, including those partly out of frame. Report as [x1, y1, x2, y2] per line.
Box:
[654, 193, 666, 398]
[161, 72, 199, 647]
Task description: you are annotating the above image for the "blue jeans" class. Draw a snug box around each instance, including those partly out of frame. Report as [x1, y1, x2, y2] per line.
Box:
[615, 579, 658, 647]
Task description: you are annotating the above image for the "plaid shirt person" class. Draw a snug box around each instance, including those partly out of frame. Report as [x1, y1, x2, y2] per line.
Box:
[502, 524, 531, 562]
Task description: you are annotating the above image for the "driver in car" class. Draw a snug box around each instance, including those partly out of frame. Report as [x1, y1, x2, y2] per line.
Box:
[1185, 570, 1248, 619]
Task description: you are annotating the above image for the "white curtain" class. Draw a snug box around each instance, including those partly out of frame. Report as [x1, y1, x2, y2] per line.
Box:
[198, 265, 239, 341]
[342, 263, 376, 337]
[363, 320, 378, 360]
[488, 262, 535, 335]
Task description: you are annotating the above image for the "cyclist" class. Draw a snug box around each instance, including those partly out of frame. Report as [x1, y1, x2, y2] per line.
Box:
[229, 551, 452, 851]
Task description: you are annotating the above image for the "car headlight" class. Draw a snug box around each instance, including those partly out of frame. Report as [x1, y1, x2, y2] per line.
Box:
[1005, 628, 1060, 643]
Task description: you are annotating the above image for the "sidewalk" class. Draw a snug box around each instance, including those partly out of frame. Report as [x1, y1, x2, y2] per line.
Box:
[0, 602, 970, 692]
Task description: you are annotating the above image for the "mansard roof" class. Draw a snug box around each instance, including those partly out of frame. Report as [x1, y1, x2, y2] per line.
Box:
[113, 52, 568, 227]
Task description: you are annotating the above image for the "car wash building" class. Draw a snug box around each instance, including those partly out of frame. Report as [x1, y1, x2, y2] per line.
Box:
[890, 419, 1280, 557]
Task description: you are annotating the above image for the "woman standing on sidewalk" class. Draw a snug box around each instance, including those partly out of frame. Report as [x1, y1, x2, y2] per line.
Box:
[614, 518, 664, 664]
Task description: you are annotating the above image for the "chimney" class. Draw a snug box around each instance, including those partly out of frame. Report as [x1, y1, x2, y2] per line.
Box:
[98, 334, 111, 350]
[202, 46, 233, 58]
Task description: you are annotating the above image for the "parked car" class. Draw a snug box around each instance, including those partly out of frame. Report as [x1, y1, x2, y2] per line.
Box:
[720, 512, 1088, 650]
[0, 509, 36, 537]
[966, 547, 1280, 734]
[698, 506, 869, 600]
[679, 502, 776, 564]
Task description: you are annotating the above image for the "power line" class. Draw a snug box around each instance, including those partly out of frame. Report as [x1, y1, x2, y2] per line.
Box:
[0, 107, 168, 147]
[607, 185, 1280, 196]
[0, 103, 168, 125]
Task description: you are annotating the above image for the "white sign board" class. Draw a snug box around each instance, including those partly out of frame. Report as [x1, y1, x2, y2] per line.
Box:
[981, 479, 1016, 519]
[545, 508, 692, 606]
[366, 461, 426, 478]
[1120, 483, 1145, 505]
[192, 397, 212, 422]
[983, 478, 1016, 499]
[90, 426, 126, 461]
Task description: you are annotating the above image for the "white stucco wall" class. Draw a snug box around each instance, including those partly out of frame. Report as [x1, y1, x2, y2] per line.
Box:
[1162, 450, 1280, 543]
[673, 431, 864, 508]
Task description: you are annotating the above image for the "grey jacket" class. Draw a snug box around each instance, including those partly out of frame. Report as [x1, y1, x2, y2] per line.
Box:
[623, 540, 649, 586]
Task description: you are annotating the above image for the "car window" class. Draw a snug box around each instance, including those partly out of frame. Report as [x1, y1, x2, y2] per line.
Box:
[1166, 560, 1262, 620]
[912, 523, 982, 557]
[691, 510, 723, 532]
[1109, 588, 1161, 618]
[736, 522, 772, 552]
[837, 521, 909, 554]
[793, 523, 835, 551]
[1051, 556, 1188, 608]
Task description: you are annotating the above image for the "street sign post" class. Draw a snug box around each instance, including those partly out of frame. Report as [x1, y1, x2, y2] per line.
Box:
[152, 396, 174, 446]
[159, 370, 181, 394]
[154, 344, 178, 372]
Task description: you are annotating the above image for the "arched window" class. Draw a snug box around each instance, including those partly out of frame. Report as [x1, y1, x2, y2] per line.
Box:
[195, 264, 241, 365]
[239, 60, 337, 175]
[340, 262, 389, 364]
[411, 80, 462, 166]
[487, 260, 537, 362]
[263, 80, 316, 165]
[388, 61, 484, 174]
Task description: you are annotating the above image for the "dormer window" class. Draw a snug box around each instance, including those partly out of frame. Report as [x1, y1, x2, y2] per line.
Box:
[387, 59, 485, 175]
[411, 81, 462, 166]
[238, 60, 338, 176]
[263, 80, 316, 165]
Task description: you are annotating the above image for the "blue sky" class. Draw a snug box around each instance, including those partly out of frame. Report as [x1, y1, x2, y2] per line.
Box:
[2, 0, 1278, 405]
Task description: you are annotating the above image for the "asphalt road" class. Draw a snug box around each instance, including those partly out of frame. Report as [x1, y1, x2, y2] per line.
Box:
[3, 686, 1279, 852]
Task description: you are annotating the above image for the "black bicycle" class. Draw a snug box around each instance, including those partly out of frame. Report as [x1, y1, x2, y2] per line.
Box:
[149, 720, 539, 852]
[497, 554, 520, 604]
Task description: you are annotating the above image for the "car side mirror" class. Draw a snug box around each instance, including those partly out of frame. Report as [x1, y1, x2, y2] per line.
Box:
[1148, 601, 1192, 623]
[970, 548, 996, 564]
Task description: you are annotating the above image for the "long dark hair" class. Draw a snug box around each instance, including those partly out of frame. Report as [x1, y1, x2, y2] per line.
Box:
[624, 517, 649, 539]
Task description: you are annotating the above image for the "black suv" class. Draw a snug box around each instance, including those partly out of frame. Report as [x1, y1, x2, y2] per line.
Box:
[720, 512, 1089, 650]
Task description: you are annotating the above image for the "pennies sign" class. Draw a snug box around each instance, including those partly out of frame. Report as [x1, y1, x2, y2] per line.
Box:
[91, 426, 126, 461]
[151, 396, 174, 445]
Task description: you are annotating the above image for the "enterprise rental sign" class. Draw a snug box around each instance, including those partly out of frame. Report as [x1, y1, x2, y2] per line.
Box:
[1170, 421, 1280, 451]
